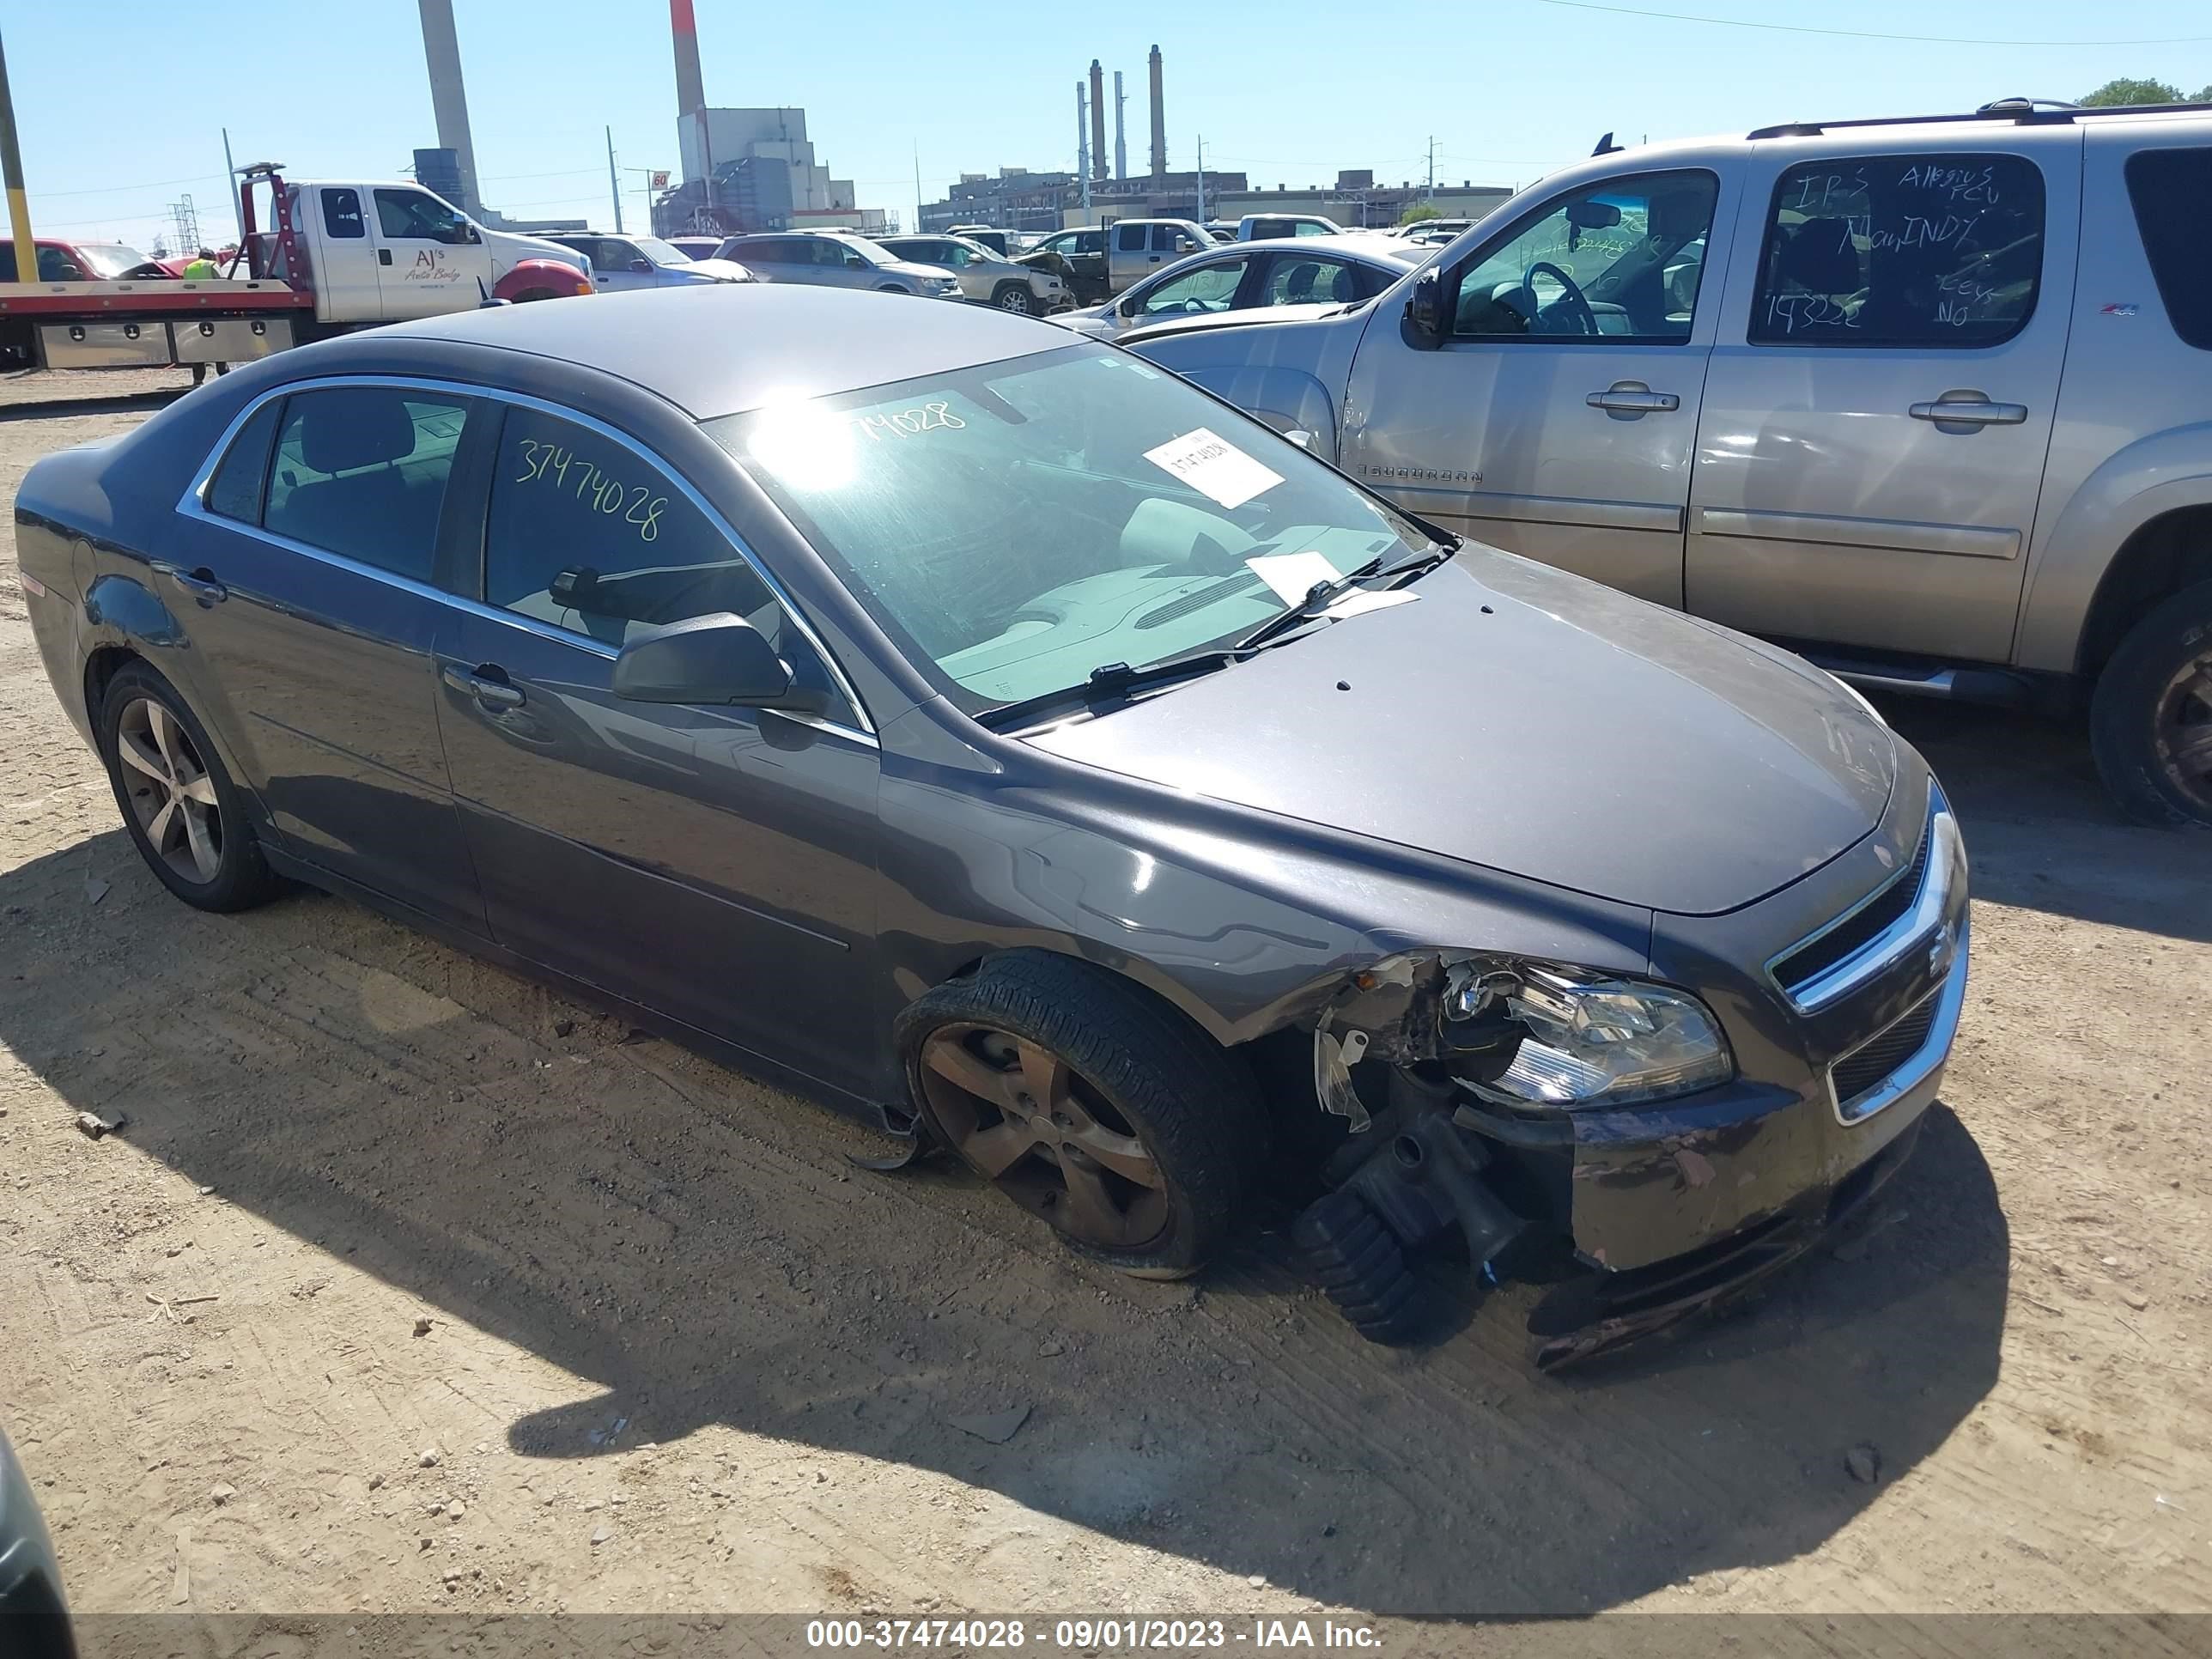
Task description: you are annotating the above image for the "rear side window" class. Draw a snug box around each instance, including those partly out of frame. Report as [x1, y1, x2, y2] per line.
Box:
[1751, 154, 2044, 346]
[204, 399, 283, 524]
[1114, 223, 1146, 252]
[2124, 148, 2212, 350]
[263, 386, 471, 583]
[320, 188, 365, 240]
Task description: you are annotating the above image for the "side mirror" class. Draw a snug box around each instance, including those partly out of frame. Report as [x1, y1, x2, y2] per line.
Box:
[612, 613, 797, 708]
[463, 224, 483, 245]
[1403, 267, 1447, 349]
[629, 258, 653, 273]
[1119, 295, 1142, 317]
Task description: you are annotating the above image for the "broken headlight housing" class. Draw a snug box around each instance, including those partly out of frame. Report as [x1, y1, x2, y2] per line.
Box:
[1447, 963, 1733, 1109]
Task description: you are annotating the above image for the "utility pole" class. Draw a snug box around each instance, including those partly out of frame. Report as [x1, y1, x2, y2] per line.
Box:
[1195, 134, 1206, 223]
[1426, 135, 1437, 204]
[1112, 70, 1127, 185]
[913, 143, 922, 236]
[222, 126, 243, 244]
[0, 27, 33, 285]
[605, 127, 624, 233]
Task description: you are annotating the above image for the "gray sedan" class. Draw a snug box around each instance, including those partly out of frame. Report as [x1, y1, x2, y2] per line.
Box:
[16, 287, 1965, 1364]
[1054, 234, 1425, 340]
[712, 231, 962, 299]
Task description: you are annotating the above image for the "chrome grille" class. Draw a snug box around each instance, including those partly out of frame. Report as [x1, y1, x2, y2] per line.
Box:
[1830, 993, 1940, 1109]
[1773, 819, 1930, 994]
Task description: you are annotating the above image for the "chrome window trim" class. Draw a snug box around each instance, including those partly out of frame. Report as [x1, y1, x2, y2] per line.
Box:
[175, 372, 878, 741]
[1826, 918, 1969, 1127]
[1767, 789, 1959, 1013]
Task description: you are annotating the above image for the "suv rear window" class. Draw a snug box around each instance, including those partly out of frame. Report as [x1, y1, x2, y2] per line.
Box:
[1750, 153, 2045, 347]
[2124, 147, 2212, 350]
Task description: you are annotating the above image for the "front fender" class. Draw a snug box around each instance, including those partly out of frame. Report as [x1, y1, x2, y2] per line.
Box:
[2018, 422, 2212, 672]
[493, 259, 594, 302]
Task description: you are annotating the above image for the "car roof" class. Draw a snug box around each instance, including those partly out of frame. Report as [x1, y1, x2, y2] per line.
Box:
[388, 284, 1066, 420]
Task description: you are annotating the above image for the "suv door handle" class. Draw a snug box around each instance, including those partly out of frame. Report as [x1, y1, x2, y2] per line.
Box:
[1586, 384, 1680, 414]
[442, 663, 525, 709]
[153, 562, 228, 606]
[1909, 397, 2027, 426]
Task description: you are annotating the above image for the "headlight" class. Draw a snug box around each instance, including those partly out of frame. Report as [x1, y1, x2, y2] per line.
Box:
[1448, 962, 1733, 1109]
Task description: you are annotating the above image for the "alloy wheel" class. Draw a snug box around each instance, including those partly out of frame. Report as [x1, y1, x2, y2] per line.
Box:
[2154, 653, 2212, 812]
[116, 696, 223, 883]
[918, 1023, 1169, 1249]
[997, 288, 1032, 313]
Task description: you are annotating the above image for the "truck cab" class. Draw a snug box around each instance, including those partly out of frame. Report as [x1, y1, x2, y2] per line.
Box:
[1128, 102, 2212, 828]
[1104, 218, 1214, 293]
[258, 177, 592, 324]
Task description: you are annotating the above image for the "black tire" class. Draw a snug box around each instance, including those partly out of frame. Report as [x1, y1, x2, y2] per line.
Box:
[99, 660, 284, 912]
[2089, 577, 2212, 829]
[992, 282, 1036, 316]
[1292, 1189, 1425, 1344]
[896, 951, 1265, 1278]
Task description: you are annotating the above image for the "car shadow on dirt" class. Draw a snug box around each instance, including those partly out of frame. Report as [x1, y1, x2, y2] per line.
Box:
[1880, 696, 2212, 945]
[0, 830, 2009, 1617]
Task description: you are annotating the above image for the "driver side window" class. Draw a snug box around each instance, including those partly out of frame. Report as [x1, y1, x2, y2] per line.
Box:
[1139, 257, 1248, 315]
[1449, 169, 1717, 343]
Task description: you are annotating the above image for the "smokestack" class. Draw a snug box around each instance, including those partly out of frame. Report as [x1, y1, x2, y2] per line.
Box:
[670, 0, 708, 120]
[416, 0, 482, 216]
[1113, 70, 1127, 184]
[1147, 45, 1166, 182]
[1088, 61, 1108, 185]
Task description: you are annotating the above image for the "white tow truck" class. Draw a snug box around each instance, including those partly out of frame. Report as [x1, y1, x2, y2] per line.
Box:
[0, 163, 595, 374]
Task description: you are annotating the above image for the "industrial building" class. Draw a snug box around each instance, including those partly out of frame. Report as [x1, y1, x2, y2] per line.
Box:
[649, 1, 889, 238]
[919, 47, 1510, 234]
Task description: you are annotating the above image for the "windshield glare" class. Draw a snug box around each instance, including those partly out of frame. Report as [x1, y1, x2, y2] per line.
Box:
[713, 345, 1429, 714]
[80, 244, 151, 278]
[633, 237, 688, 264]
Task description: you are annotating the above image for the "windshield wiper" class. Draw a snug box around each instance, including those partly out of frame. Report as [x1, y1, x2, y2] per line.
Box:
[1230, 556, 1389, 652]
[975, 647, 1242, 732]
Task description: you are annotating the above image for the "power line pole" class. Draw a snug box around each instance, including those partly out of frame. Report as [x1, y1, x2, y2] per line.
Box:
[605, 127, 624, 233]
[913, 143, 922, 235]
[1195, 134, 1206, 223]
[1076, 82, 1091, 212]
[0, 27, 34, 285]
[1425, 135, 1436, 204]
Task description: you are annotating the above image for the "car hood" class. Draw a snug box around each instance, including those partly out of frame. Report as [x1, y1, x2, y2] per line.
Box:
[675, 258, 755, 283]
[1022, 550, 1896, 915]
[1119, 301, 1348, 345]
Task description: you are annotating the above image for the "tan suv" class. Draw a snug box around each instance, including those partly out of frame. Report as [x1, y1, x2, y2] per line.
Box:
[1130, 100, 2212, 827]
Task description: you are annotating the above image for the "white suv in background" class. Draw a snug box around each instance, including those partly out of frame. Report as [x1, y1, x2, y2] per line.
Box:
[873, 234, 1069, 313]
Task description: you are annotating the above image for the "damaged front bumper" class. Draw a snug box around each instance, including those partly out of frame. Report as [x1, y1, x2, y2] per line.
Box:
[1305, 778, 1969, 1368]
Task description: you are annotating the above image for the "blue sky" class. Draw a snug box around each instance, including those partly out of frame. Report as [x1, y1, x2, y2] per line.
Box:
[10, 0, 2211, 251]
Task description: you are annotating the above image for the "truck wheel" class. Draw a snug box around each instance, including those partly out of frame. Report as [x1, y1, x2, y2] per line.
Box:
[897, 951, 1265, 1278]
[992, 283, 1036, 315]
[2090, 578, 2212, 829]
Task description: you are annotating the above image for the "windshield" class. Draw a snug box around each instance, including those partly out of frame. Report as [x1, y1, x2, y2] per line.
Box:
[78, 244, 152, 278]
[836, 237, 890, 267]
[633, 236, 689, 264]
[712, 344, 1431, 716]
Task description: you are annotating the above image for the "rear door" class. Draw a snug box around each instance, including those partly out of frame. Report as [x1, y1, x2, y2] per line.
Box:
[1253, 251, 1371, 308]
[1686, 130, 2079, 663]
[1343, 166, 1729, 605]
[167, 380, 489, 930]
[370, 186, 493, 319]
[432, 399, 883, 1093]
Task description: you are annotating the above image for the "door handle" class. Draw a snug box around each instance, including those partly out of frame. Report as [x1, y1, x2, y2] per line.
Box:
[1909, 396, 2027, 426]
[378, 248, 393, 266]
[153, 562, 228, 605]
[1586, 383, 1680, 414]
[442, 663, 525, 709]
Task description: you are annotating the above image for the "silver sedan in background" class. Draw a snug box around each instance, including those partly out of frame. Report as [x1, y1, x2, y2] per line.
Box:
[1054, 234, 1427, 340]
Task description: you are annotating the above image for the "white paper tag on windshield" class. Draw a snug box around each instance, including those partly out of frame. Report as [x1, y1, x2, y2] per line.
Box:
[1244, 550, 1342, 605]
[1144, 428, 1283, 509]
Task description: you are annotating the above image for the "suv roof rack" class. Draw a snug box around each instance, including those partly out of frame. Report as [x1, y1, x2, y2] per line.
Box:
[1747, 96, 2210, 140]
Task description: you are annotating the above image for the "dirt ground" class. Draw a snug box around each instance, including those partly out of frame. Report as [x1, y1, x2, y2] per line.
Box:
[2, 367, 2208, 1631]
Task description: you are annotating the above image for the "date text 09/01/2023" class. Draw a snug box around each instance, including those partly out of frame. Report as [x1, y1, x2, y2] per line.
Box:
[804, 1620, 1384, 1650]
